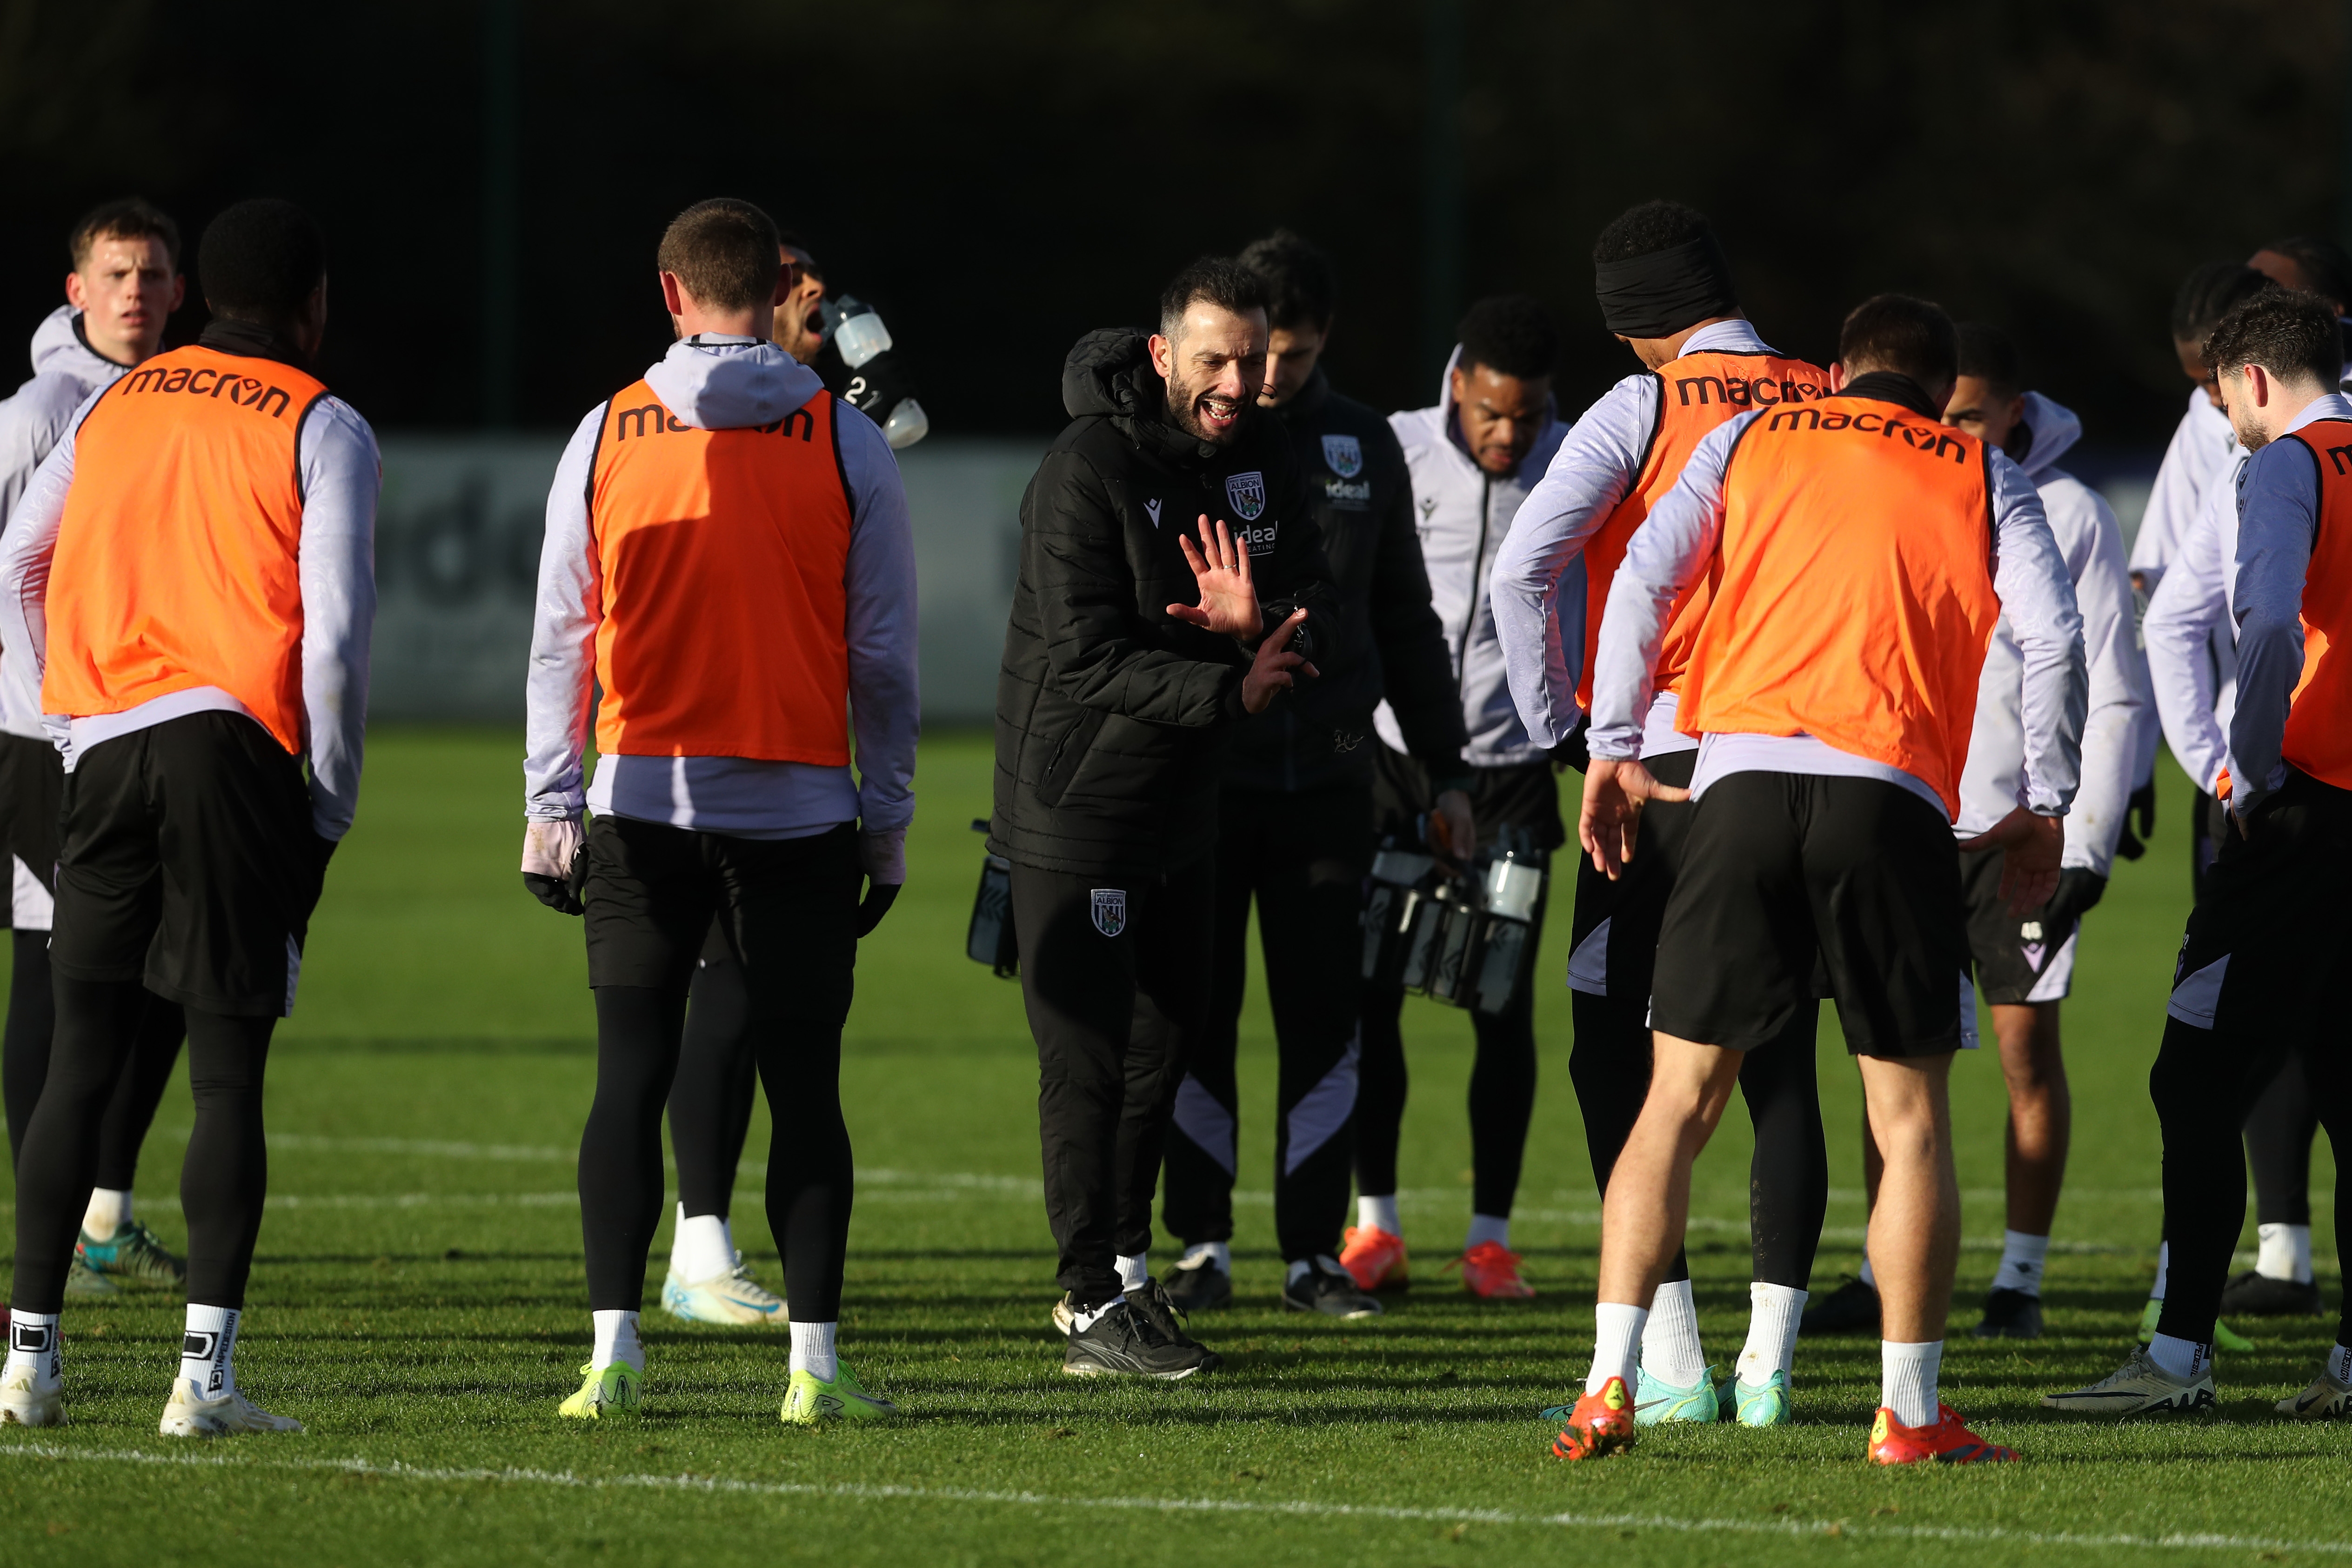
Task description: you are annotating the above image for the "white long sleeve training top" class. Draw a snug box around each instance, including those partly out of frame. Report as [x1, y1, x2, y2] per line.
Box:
[0, 358, 379, 840]
[1953, 394, 2148, 875]
[524, 335, 918, 847]
[1588, 394, 2085, 821]
[2143, 449, 2246, 798]
[1490, 318, 1791, 759]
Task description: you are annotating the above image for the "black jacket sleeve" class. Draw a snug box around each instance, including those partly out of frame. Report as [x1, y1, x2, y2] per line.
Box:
[1029, 449, 1245, 726]
[1364, 428, 1468, 771]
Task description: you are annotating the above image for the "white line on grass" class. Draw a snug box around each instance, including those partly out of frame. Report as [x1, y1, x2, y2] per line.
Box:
[0, 1441, 2345, 1556]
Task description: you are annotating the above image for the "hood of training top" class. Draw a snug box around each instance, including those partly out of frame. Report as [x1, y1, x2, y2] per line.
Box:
[2010, 389, 2082, 486]
[1383, 345, 1570, 769]
[643, 336, 825, 431]
[990, 328, 1342, 878]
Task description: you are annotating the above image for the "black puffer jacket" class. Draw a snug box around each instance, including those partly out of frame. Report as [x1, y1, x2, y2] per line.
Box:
[1225, 367, 1467, 793]
[990, 329, 1341, 878]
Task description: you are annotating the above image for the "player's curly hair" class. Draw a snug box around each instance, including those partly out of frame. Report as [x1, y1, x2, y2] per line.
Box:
[1457, 294, 1559, 380]
[2203, 288, 2341, 389]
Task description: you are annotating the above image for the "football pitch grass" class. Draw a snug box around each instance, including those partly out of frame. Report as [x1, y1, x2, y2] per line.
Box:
[0, 728, 2344, 1566]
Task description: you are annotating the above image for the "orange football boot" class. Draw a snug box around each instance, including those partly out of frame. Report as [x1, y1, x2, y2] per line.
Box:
[1550, 1376, 1638, 1460]
[1449, 1239, 1536, 1299]
[1867, 1403, 2018, 1465]
[1339, 1225, 1409, 1292]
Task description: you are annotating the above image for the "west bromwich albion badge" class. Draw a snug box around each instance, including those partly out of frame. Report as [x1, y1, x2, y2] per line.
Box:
[1225, 471, 1266, 522]
[1090, 888, 1127, 938]
[1320, 434, 1363, 478]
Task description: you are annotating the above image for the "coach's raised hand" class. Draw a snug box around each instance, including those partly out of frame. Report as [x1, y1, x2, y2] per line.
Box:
[1168, 515, 1265, 640]
[1577, 758, 1689, 881]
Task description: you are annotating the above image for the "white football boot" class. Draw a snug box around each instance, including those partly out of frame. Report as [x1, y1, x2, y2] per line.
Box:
[2277, 1366, 2352, 1419]
[0, 1348, 63, 1428]
[661, 1254, 786, 1327]
[2042, 1346, 2216, 1417]
[160, 1378, 304, 1436]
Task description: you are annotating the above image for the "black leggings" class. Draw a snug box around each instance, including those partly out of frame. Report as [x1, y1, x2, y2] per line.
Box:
[2245, 1052, 2321, 1228]
[10, 978, 267, 1312]
[668, 926, 762, 1222]
[590, 980, 854, 1318]
[1355, 979, 1537, 1219]
[1574, 992, 1827, 1290]
[4, 934, 187, 1184]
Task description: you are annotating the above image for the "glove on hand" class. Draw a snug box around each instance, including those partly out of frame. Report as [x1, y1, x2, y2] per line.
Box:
[856, 829, 906, 938]
[2035, 866, 2107, 935]
[522, 818, 587, 916]
[2115, 779, 2156, 861]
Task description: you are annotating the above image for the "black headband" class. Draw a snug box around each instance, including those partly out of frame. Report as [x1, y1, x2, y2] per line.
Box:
[1594, 233, 1740, 339]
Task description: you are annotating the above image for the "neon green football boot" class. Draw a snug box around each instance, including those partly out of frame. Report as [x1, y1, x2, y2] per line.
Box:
[779, 1362, 896, 1425]
[557, 1361, 641, 1419]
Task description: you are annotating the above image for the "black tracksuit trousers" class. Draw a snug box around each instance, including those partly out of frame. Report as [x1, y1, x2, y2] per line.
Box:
[1162, 786, 1368, 1264]
[2148, 768, 2352, 1349]
[1014, 856, 1211, 1308]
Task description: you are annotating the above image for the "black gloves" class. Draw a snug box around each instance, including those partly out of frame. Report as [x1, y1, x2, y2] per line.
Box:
[1550, 718, 1591, 774]
[855, 881, 902, 937]
[525, 845, 587, 917]
[2037, 867, 2107, 934]
[2115, 779, 2157, 861]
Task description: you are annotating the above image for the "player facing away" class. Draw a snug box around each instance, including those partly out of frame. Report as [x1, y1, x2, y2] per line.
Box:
[1348, 295, 1567, 1302]
[523, 199, 917, 1423]
[0, 200, 194, 1305]
[0, 199, 378, 1435]
[2047, 288, 2352, 1422]
[1551, 294, 2085, 1466]
[1494, 200, 1835, 1426]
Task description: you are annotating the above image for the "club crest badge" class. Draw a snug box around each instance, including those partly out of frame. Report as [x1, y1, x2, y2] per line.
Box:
[1321, 433, 1363, 478]
[1090, 887, 1127, 938]
[1225, 470, 1266, 522]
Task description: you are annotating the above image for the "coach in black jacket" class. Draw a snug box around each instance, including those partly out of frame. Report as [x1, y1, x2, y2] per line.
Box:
[992, 257, 1340, 1377]
[1160, 232, 1469, 1318]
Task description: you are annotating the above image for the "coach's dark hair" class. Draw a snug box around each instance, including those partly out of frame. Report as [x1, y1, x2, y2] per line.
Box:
[1239, 230, 1335, 332]
[70, 198, 180, 272]
[1457, 294, 1559, 380]
[197, 199, 327, 325]
[1591, 199, 1712, 265]
[1838, 294, 1958, 389]
[658, 199, 781, 314]
[2172, 261, 2273, 343]
[2202, 288, 2342, 389]
[2258, 234, 2352, 313]
[1158, 255, 1268, 342]
[1955, 322, 2024, 399]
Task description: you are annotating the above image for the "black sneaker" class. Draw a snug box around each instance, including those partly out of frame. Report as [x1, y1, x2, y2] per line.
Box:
[1163, 1254, 1233, 1313]
[2218, 1269, 2326, 1317]
[1063, 1298, 1219, 1379]
[1799, 1276, 1880, 1336]
[1281, 1255, 1383, 1319]
[1130, 1276, 1226, 1370]
[1971, 1286, 2045, 1339]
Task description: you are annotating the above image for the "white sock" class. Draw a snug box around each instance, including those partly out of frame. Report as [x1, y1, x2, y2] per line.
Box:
[1880, 1339, 1942, 1428]
[1991, 1230, 2051, 1297]
[1180, 1241, 1230, 1274]
[179, 1304, 239, 1400]
[1116, 1252, 1149, 1292]
[2327, 1342, 2352, 1385]
[1070, 1294, 1127, 1333]
[4, 1311, 61, 1384]
[1465, 1214, 1510, 1252]
[83, 1188, 132, 1237]
[1737, 1282, 1807, 1385]
[2147, 1331, 2210, 1382]
[1858, 1251, 1876, 1289]
[1357, 1194, 1401, 1235]
[2150, 1240, 2169, 1301]
[671, 1205, 736, 1283]
[789, 1320, 838, 1382]
[2257, 1222, 2314, 1283]
[1585, 1302, 1648, 1395]
[1639, 1279, 1707, 1388]
[591, 1309, 643, 1373]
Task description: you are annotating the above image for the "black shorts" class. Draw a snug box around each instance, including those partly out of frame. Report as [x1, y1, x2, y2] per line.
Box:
[51, 712, 326, 1017]
[1371, 748, 1564, 853]
[1960, 846, 2076, 1004]
[1566, 748, 1696, 999]
[1650, 771, 1965, 1058]
[581, 815, 859, 1025]
[0, 730, 62, 927]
